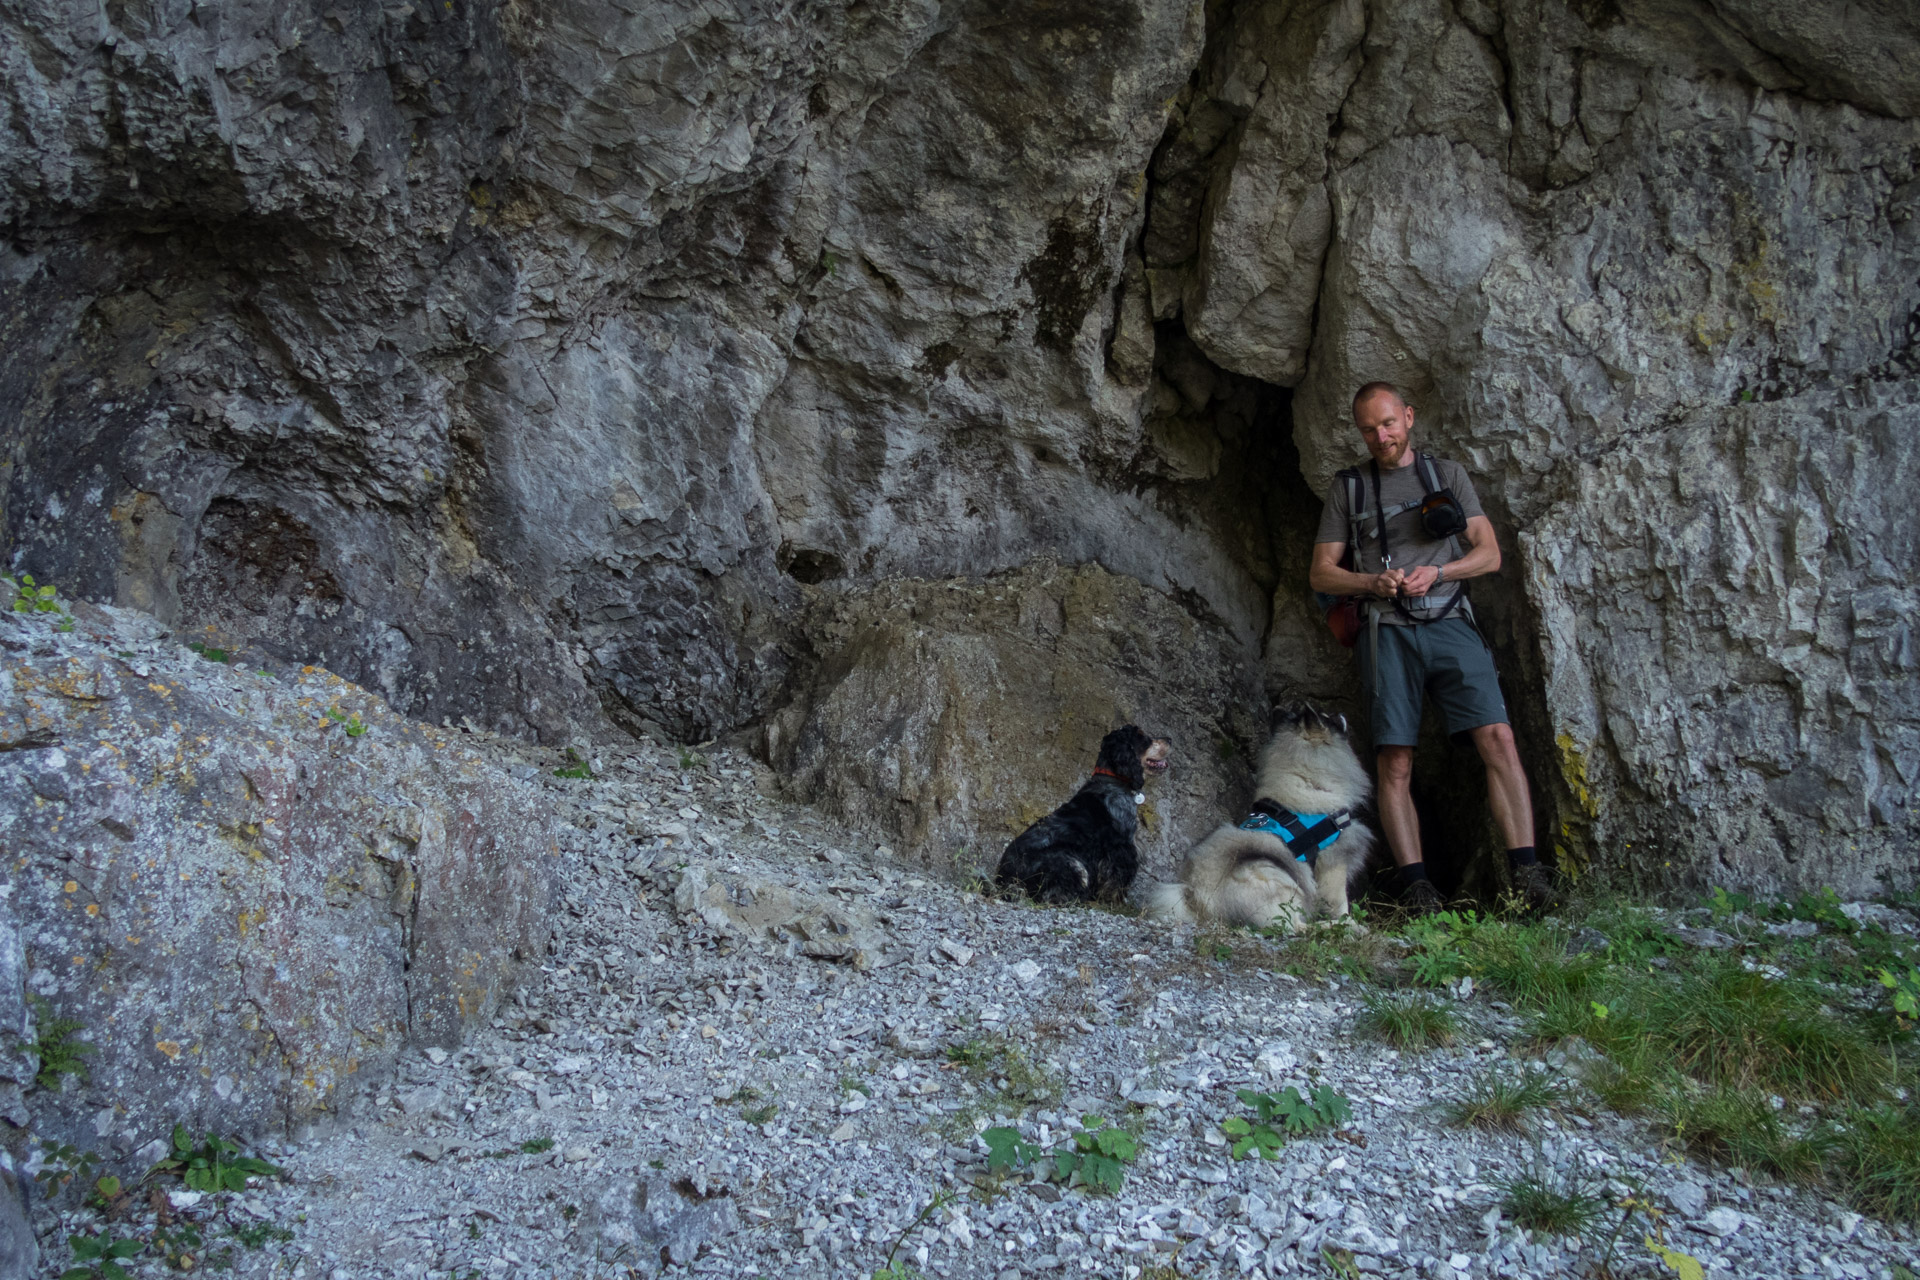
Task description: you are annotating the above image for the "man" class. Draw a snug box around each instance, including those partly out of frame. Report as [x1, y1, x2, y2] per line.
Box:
[1307, 382, 1554, 914]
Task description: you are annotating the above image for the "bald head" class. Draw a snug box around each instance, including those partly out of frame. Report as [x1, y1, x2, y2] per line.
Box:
[1351, 381, 1409, 416]
[1351, 381, 1415, 468]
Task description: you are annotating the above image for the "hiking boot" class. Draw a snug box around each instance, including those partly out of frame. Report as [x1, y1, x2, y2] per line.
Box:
[1402, 877, 1444, 917]
[1513, 861, 1561, 913]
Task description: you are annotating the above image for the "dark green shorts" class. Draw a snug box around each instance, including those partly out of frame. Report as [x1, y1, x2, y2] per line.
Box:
[1356, 616, 1509, 748]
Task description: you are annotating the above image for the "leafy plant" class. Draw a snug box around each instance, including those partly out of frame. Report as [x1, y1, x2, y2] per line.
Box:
[27, 994, 95, 1089]
[232, 1221, 295, 1249]
[1049, 1115, 1137, 1193]
[1706, 886, 1754, 919]
[151, 1125, 282, 1193]
[150, 1223, 204, 1272]
[34, 1140, 100, 1191]
[1647, 1237, 1705, 1280]
[85, 1175, 125, 1213]
[320, 705, 367, 736]
[1320, 1246, 1362, 1279]
[61, 1232, 142, 1280]
[741, 1103, 779, 1125]
[1880, 966, 1920, 1026]
[1220, 1085, 1352, 1159]
[553, 748, 593, 779]
[1405, 905, 1489, 990]
[981, 1115, 1141, 1195]
[871, 1191, 950, 1279]
[187, 642, 230, 663]
[8, 574, 75, 630]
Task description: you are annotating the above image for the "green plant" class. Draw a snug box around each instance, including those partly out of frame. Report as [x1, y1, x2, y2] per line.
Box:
[1495, 1156, 1607, 1239]
[1356, 990, 1457, 1050]
[151, 1125, 282, 1192]
[742, 1103, 779, 1125]
[1821, 1098, 1920, 1222]
[677, 749, 698, 770]
[11, 574, 60, 614]
[1784, 887, 1854, 933]
[982, 1114, 1141, 1194]
[1443, 1066, 1562, 1132]
[1220, 1086, 1352, 1159]
[150, 1223, 204, 1272]
[8, 574, 75, 630]
[1658, 1084, 1825, 1181]
[553, 748, 593, 779]
[1402, 909, 1484, 985]
[27, 994, 95, 1090]
[1320, 1246, 1362, 1279]
[232, 1221, 295, 1249]
[1647, 1237, 1706, 1280]
[940, 1036, 1062, 1137]
[187, 642, 230, 663]
[61, 1232, 142, 1280]
[1706, 886, 1754, 919]
[871, 1191, 950, 1279]
[34, 1140, 100, 1192]
[1880, 966, 1920, 1026]
[84, 1175, 125, 1213]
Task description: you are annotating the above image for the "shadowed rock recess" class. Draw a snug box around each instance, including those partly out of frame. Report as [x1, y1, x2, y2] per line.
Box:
[3, 0, 1917, 928]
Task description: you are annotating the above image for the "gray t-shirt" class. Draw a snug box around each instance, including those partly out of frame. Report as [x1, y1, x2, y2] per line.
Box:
[1314, 454, 1485, 624]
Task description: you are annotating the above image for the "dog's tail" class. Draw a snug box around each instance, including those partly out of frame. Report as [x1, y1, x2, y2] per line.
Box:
[1143, 880, 1194, 924]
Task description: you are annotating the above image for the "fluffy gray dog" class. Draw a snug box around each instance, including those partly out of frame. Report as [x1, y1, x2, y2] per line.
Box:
[1148, 706, 1375, 931]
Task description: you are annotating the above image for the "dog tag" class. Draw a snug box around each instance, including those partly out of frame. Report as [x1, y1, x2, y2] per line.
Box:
[1133, 792, 1145, 805]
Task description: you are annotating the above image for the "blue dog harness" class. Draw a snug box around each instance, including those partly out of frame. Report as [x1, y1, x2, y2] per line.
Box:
[1238, 804, 1351, 868]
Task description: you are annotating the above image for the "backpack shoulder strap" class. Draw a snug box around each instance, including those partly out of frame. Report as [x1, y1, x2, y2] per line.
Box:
[1415, 451, 1445, 494]
[1416, 451, 1465, 561]
[1339, 467, 1364, 569]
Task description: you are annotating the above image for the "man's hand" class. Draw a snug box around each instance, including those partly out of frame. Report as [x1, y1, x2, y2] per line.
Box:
[1400, 565, 1442, 597]
[1369, 569, 1406, 598]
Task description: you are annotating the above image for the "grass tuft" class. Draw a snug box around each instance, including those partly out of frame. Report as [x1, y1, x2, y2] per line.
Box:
[1356, 990, 1456, 1051]
[1496, 1156, 1608, 1239]
[1658, 1085, 1826, 1182]
[1823, 1099, 1920, 1223]
[1444, 1065, 1562, 1132]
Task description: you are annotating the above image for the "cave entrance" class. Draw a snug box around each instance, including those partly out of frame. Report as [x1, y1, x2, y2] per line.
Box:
[1144, 318, 1520, 905]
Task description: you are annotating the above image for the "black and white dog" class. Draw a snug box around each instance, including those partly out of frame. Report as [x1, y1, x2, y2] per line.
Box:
[1148, 705, 1374, 931]
[995, 725, 1173, 904]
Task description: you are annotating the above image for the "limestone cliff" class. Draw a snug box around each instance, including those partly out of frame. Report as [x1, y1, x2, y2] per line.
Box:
[1, 0, 1915, 896]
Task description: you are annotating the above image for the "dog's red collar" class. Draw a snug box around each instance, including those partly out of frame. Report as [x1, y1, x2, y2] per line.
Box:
[1091, 766, 1125, 781]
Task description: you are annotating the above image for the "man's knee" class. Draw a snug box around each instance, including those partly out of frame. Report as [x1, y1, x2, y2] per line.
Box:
[1471, 722, 1518, 762]
[1376, 746, 1415, 787]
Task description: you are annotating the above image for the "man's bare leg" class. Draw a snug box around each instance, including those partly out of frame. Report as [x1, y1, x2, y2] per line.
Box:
[1469, 721, 1556, 907]
[1468, 722, 1533, 848]
[1375, 743, 1441, 913]
[1374, 745, 1422, 866]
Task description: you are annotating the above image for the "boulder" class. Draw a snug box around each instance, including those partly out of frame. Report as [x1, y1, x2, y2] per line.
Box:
[2, 601, 555, 1152]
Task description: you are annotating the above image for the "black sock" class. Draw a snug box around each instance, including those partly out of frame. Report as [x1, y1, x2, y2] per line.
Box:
[1399, 862, 1429, 888]
[1507, 845, 1539, 868]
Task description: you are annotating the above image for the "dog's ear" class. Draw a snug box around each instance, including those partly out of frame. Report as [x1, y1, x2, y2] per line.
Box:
[1270, 705, 1297, 731]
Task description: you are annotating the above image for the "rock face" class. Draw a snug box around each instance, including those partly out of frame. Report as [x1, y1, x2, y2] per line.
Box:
[0, 601, 554, 1154]
[767, 561, 1269, 880]
[0, 0, 1916, 895]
